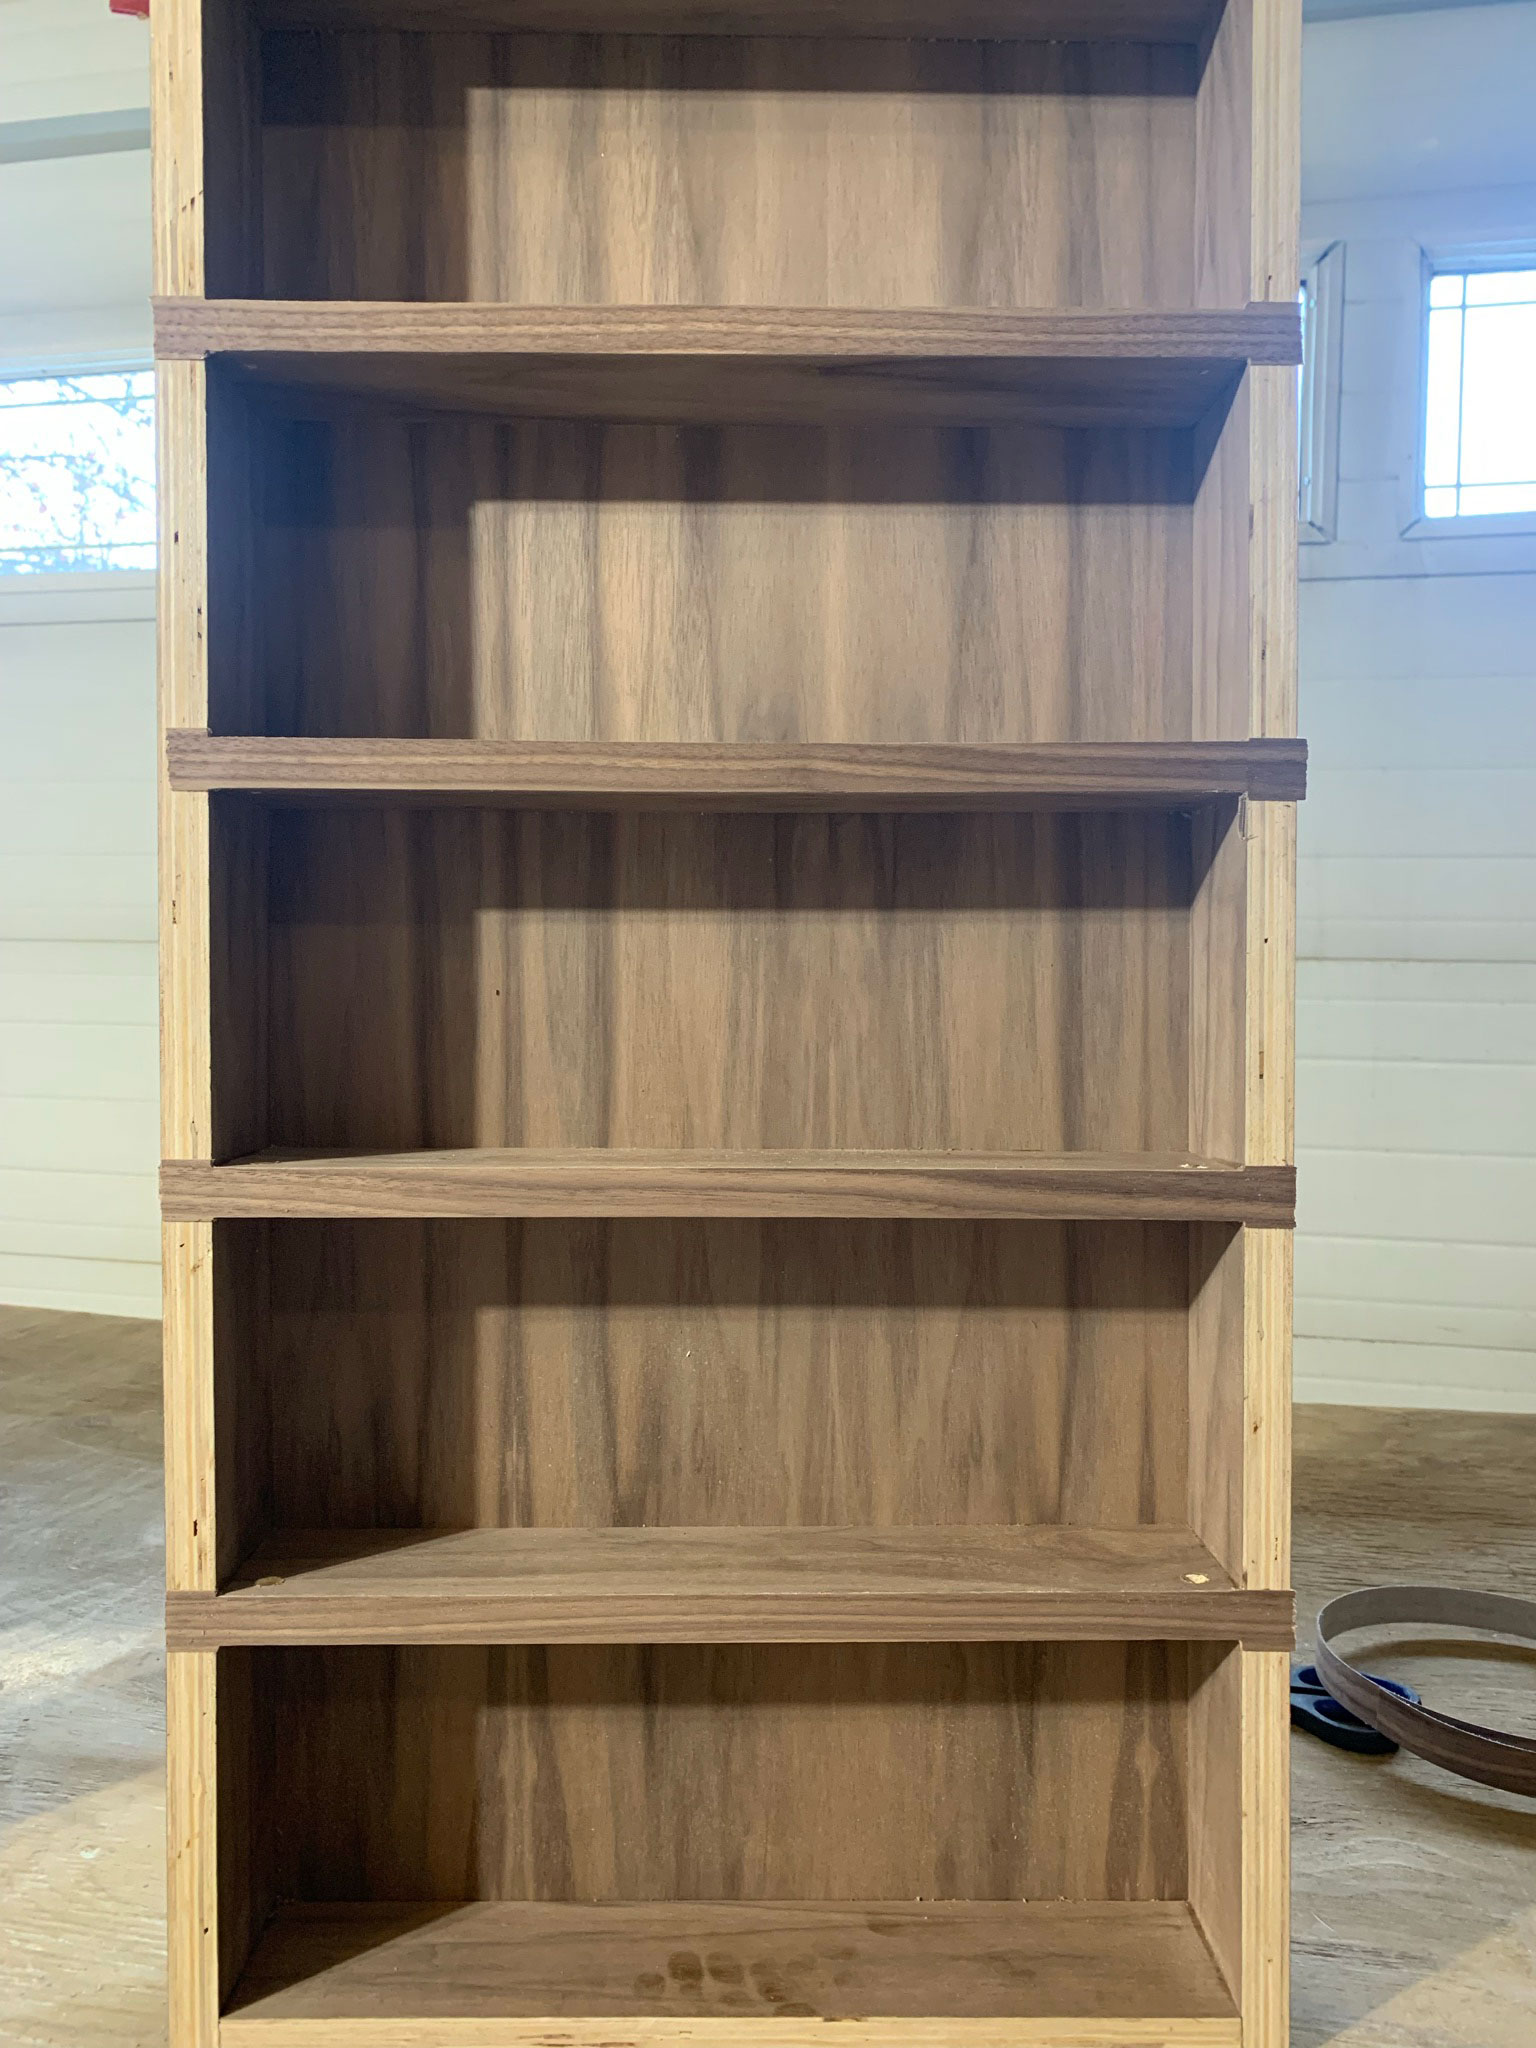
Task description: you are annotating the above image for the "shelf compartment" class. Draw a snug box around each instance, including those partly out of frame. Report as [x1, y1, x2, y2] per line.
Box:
[254, 2, 1231, 40]
[158, 301, 1297, 428]
[210, 1639, 1246, 2017]
[167, 1524, 1293, 1648]
[223, 1898, 1240, 2042]
[167, 735, 1308, 806]
[200, 366, 1263, 747]
[163, 1151, 1295, 1222]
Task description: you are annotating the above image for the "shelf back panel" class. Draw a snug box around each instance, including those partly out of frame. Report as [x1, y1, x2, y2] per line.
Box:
[252, 807, 1198, 1154]
[240, 1217, 1208, 1529]
[258, 33, 1202, 310]
[239, 410, 1200, 744]
[228, 1640, 1194, 1903]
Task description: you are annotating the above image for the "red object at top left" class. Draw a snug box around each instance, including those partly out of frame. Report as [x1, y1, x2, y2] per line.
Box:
[109, 0, 150, 17]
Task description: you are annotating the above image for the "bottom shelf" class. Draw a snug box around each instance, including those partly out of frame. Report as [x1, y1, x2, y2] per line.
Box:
[224, 1899, 1238, 2045]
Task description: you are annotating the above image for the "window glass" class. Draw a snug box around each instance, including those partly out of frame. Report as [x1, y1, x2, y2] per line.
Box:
[1423, 267, 1536, 520]
[0, 371, 156, 573]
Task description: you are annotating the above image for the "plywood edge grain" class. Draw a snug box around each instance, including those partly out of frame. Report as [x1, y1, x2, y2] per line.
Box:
[167, 736, 1308, 804]
[221, 2024, 1241, 2048]
[1240, 1652, 1291, 2048]
[153, 299, 1303, 366]
[160, 1152, 1299, 1224]
[167, 1650, 220, 2048]
[163, 1524, 1295, 1649]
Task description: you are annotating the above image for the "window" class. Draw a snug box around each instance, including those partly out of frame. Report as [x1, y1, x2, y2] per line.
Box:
[0, 370, 156, 574]
[1298, 241, 1344, 543]
[1422, 265, 1536, 521]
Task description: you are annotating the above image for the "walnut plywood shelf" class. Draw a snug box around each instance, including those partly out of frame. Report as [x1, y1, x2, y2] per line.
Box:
[156, 0, 1299, 2042]
[167, 735, 1308, 806]
[161, 1150, 1297, 1224]
[156, 299, 1299, 427]
[167, 1525, 1294, 1648]
[224, 1900, 1240, 2043]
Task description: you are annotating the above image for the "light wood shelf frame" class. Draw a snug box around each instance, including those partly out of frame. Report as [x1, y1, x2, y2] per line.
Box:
[154, 0, 1300, 2041]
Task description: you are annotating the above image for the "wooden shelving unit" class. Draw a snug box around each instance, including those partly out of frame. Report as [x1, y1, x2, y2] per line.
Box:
[154, 0, 1300, 2043]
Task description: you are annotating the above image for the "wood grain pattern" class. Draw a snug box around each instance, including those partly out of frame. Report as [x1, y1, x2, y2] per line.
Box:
[253, 808, 1203, 1154]
[242, 1641, 1195, 1903]
[253, 1216, 1195, 1532]
[163, 1222, 217, 1591]
[155, 301, 1299, 428]
[167, 736, 1308, 804]
[223, 1900, 1238, 2033]
[150, 0, 204, 299]
[246, 402, 1202, 746]
[155, 1, 1300, 2035]
[158, 360, 212, 1161]
[256, 37, 1210, 312]
[166, 1651, 219, 2048]
[158, 301, 1304, 367]
[256, 0, 1226, 40]
[167, 1525, 1293, 1648]
[1242, 1227, 1290, 1590]
[1184, 1224, 1244, 1586]
[164, 1153, 1297, 1223]
[1241, 1652, 1290, 2048]
[228, 352, 1259, 430]
[1184, 1644, 1241, 2006]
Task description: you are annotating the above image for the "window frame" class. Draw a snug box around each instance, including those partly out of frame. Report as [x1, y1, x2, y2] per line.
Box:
[1402, 239, 1536, 544]
[1298, 239, 1346, 545]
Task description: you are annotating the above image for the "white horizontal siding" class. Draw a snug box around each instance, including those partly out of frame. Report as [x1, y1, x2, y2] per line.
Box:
[1298, 295, 1536, 1406]
[0, 607, 159, 1316]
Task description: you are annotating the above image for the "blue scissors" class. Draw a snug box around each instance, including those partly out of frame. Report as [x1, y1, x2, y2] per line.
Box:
[1291, 1662, 1422, 1756]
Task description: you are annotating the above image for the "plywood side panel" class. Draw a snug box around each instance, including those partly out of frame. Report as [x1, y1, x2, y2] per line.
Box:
[150, 0, 263, 296]
[216, 1649, 277, 2002]
[1241, 1652, 1290, 2048]
[1187, 799, 1245, 1163]
[253, 413, 1196, 745]
[256, 1643, 1191, 1904]
[1191, 0, 1251, 312]
[159, 360, 212, 1160]
[164, 1220, 218, 1590]
[167, 1650, 220, 2048]
[260, 1218, 1191, 1530]
[1242, 1226, 1290, 1589]
[1184, 1644, 1241, 2003]
[1190, 382, 1250, 745]
[1245, 800, 1295, 1165]
[1248, 0, 1301, 304]
[214, 1220, 275, 1582]
[1185, 1224, 1243, 1582]
[151, 0, 206, 298]
[260, 35, 1199, 311]
[1249, 367, 1298, 739]
[264, 810, 1195, 1154]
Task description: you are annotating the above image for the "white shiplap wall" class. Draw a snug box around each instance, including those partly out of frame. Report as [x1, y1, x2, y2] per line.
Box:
[0, 583, 159, 1315]
[1296, 4, 1536, 1409]
[0, 4, 157, 1314]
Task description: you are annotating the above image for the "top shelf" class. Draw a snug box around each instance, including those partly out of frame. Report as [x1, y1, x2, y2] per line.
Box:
[255, 0, 1226, 46]
[155, 300, 1300, 428]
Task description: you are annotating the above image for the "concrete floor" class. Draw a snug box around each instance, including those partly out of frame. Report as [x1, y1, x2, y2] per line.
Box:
[1, 1303, 1532, 2046]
